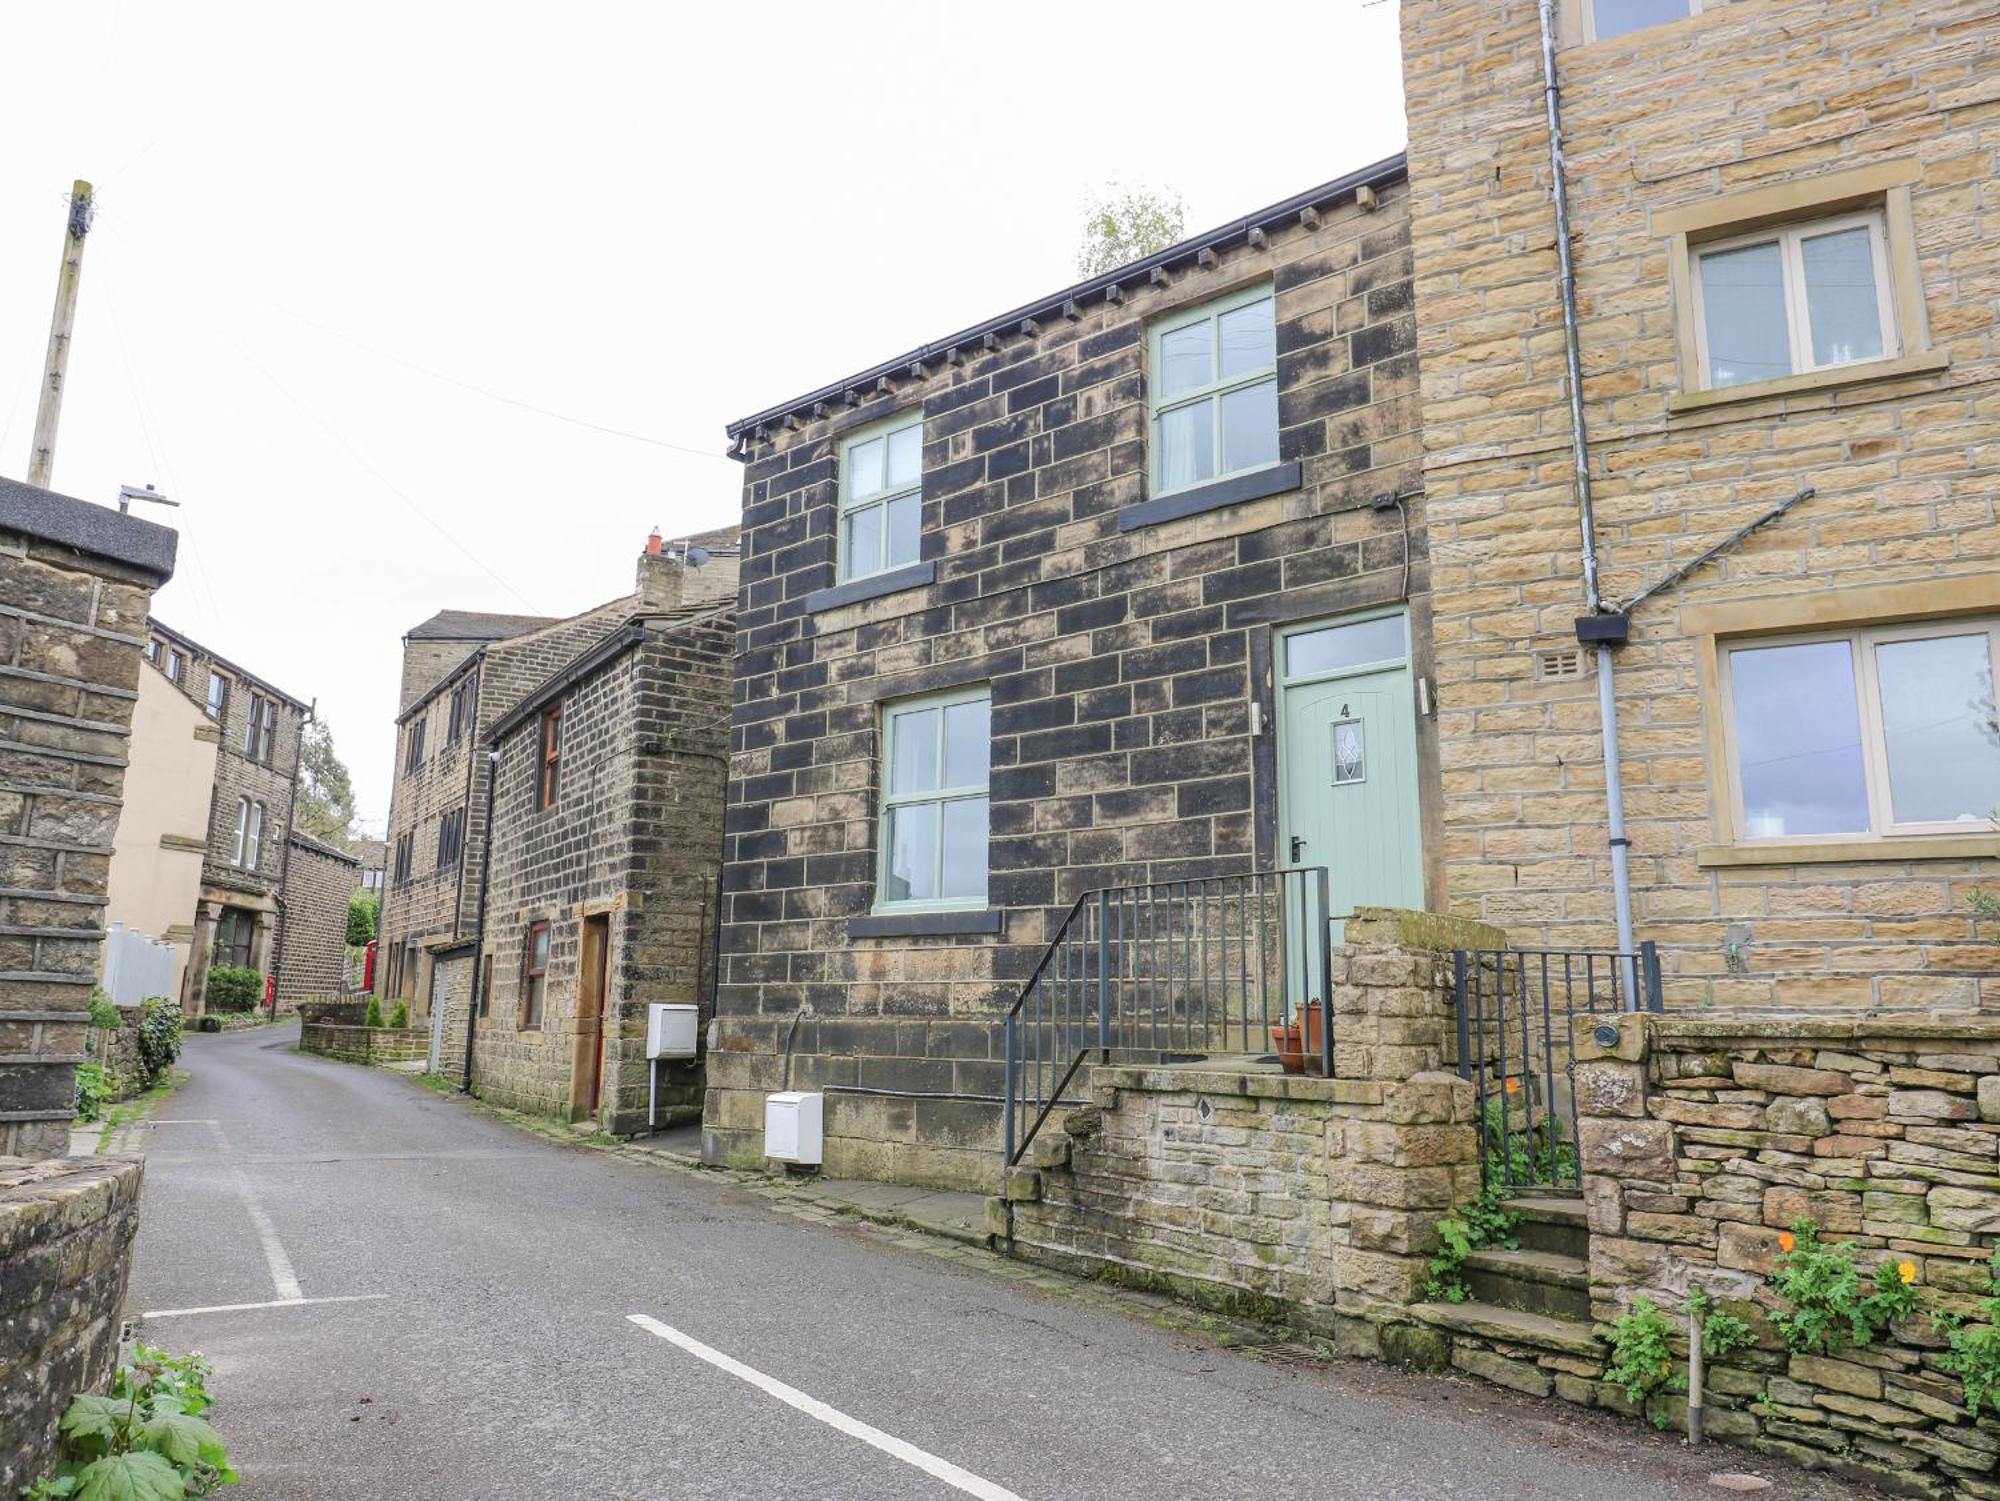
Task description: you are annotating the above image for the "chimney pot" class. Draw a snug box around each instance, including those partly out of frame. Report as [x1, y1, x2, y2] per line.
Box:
[645, 528, 664, 556]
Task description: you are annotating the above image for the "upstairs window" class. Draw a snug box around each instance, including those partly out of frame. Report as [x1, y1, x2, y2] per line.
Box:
[447, 673, 477, 744]
[1149, 284, 1278, 497]
[146, 639, 161, 664]
[537, 705, 562, 810]
[1693, 212, 1897, 391]
[837, 412, 923, 583]
[520, 921, 550, 1029]
[1585, 0, 1698, 41]
[402, 715, 427, 775]
[877, 689, 989, 912]
[436, 807, 464, 869]
[392, 831, 414, 886]
[205, 671, 230, 721]
[245, 694, 278, 764]
[231, 798, 265, 869]
[166, 648, 185, 684]
[1721, 618, 2000, 842]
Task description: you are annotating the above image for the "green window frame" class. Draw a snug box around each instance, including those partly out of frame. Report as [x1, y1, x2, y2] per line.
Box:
[838, 411, 924, 584]
[1148, 282, 1279, 497]
[877, 687, 990, 913]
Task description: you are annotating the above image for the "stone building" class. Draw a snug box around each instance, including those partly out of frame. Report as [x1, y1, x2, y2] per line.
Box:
[469, 583, 733, 1130]
[273, 830, 360, 1006]
[375, 530, 738, 1092]
[711, 159, 1428, 1188]
[1400, 0, 2000, 1005]
[140, 621, 318, 1013]
[0, 472, 175, 1158]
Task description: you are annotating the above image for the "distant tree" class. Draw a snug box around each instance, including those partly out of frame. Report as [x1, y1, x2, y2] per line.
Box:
[1077, 184, 1186, 277]
[346, 889, 380, 946]
[295, 719, 358, 847]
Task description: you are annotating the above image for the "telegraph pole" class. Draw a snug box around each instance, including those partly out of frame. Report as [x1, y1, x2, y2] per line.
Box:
[27, 180, 94, 490]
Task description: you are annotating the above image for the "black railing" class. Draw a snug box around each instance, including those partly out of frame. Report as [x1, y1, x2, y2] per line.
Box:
[1003, 868, 1335, 1166]
[1452, 943, 1662, 1191]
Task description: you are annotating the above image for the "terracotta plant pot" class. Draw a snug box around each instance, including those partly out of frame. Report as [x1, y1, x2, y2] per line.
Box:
[1270, 1021, 1306, 1074]
[1301, 1001, 1327, 1077]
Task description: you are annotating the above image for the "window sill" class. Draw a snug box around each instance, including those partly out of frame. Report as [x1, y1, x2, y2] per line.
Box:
[1668, 349, 1950, 414]
[848, 909, 1003, 939]
[1696, 833, 2000, 869]
[805, 560, 935, 614]
[1118, 462, 1302, 533]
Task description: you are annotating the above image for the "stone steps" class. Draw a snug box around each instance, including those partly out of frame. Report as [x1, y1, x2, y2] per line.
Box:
[1409, 1297, 1604, 1359]
[1505, 1192, 1589, 1258]
[1461, 1246, 1591, 1321]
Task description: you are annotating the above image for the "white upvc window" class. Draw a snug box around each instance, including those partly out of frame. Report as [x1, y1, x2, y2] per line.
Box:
[246, 801, 265, 869]
[1148, 283, 1278, 497]
[1584, 0, 1701, 42]
[232, 797, 251, 866]
[205, 671, 229, 721]
[1692, 211, 1898, 391]
[877, 688, 990, 912]
[1720, 618, 2000, 843]
[838, 412, 923, 584]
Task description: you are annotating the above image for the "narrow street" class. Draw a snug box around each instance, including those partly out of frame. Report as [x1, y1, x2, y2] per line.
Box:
[125, 1026, 1866, 1501]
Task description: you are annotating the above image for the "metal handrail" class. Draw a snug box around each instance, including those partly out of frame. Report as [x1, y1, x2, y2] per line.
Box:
[1003, 866, 1335, 1165]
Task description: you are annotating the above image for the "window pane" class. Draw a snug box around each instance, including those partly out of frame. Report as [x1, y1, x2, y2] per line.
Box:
[1729, 640, 1870, 837]
[886, 422, 922, 491]
[1285, 614, 1407, 678]
[943, 699, 989, 788]
[1591, 0, 1692, 37]
[1801, 226, 1885, 368]
[941, 797, 988, 901]
[1157, 400, 1215, 492]
[886, 494, 920, 570]
[1158, 322, 1212, 399]
[889, 707, 940, 794]
[845, 436, 885, 501]
[884, 805, 939, 903]
[1219, 379, 1279, 474]
[1217, 297, 1275, 379]
[532, 927, 549, 969]
[1876, 634, 2000, 826]
[1699, 240, 1793, 388]
[842, 505, 882, 581]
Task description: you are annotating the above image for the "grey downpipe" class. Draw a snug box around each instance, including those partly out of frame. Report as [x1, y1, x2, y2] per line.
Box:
[461, 747, 499, 1092]
[1539, 0, 1639, 997]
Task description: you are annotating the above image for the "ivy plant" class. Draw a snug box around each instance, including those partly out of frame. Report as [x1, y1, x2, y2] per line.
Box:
[21, 1344, 237, 1499]
[1423, 1185, 1519, 1303]
[136, 999, 183, 1087]
[1769, 1219, 1922, 1354]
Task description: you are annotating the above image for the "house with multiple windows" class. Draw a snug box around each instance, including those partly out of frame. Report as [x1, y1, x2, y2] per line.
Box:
[708, 158, 1429, 1187]
[1400, 0, 2000, 1006]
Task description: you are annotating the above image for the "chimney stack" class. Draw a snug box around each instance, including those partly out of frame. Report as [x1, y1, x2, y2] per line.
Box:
[636, 530, 684, 611]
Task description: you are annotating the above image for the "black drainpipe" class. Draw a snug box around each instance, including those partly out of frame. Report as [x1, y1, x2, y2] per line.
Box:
[461, 744, 500, 1093]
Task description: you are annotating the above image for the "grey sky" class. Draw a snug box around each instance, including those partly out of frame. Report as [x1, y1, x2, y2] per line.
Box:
[0, 1, 1406, 830]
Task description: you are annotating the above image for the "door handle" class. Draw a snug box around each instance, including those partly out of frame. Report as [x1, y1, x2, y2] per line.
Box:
[1289, 835, 1306, 862]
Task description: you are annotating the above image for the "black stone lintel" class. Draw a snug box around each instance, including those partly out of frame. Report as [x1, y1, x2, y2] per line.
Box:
[847, 908, 1004, 939]
[1117, 463, 1303, 534]
[804, 560, 935, 614]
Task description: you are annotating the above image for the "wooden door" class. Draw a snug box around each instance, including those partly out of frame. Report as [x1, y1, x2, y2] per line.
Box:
[572, 914, 611, 1122]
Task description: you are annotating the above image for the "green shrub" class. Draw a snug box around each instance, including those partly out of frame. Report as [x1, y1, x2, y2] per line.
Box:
[364, 996, 384, 1028]
[1938, 1250, 2000, 1417]
[21, 1343, 237, 1498]
[72, 1063, 107, 1123]
[205, 966, 262, 1013]
[1687, 1285, 1756, 1362]
[1607, 1295, 1683, 1423]
[136, 998, 182, 1085]
[88, 993, 122, 1032]
[387, 1001, 408, 1029]
[1770, 1219, 1922, 1354]
[1481, 1096, 1576, 1190]
[346, 889, 379, 945]
[1422, 1185, 1519, 1303]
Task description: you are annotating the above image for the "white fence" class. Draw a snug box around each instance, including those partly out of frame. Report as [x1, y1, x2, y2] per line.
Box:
[102, 923, 178, 1005]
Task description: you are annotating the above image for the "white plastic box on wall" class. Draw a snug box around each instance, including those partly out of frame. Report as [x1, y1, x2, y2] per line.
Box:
[764, 1091, 823, 1165]
[646, 1003, 698, 1059]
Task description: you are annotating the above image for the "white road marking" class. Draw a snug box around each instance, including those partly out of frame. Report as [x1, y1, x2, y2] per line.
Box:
[205, 1121, 304, 1301]
[626, 1314, 1024, 1501]
[141, 1294, 390, 1320]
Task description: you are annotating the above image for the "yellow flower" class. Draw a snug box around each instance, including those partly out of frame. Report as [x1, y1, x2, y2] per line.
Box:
[1899, 1261, 1918, 1284]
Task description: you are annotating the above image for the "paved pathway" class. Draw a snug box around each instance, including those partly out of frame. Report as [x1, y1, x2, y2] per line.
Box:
[122, 1023, 1870, 1500]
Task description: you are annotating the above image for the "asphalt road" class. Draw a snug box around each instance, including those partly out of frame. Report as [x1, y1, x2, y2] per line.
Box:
[122, 1024, 1871, 1500]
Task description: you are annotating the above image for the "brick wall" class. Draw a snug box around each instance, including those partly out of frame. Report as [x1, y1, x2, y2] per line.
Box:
[472, 610, 732, 1132]
[0, 490, 171, 1157]
[0, 1158, 144, 1492]
[712, 174, 1432, 1188]
[1399, 0, 2000, 1001]
[275, 834, 359, 1004]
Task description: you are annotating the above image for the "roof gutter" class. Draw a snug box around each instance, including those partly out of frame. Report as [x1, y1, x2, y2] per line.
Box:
[724, 152, 1409, 448]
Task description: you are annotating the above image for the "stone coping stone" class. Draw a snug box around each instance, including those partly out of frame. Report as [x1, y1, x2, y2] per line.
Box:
[0, 1155, 142, 1259]
[1103, 1061, 1384, 1105]
[1345, 906, 1509, 954]
[1651, 1011, 2000, 1045]
[1408, 1299, 1603, 1357]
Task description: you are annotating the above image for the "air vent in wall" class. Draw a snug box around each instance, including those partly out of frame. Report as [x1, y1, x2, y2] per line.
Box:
[1535, 647, 1588, 683]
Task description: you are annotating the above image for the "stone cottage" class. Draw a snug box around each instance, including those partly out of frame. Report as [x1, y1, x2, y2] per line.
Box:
[709, 157, 1428, 1188]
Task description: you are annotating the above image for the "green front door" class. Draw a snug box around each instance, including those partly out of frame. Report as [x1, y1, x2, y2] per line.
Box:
[1278, 610, 1425, 941]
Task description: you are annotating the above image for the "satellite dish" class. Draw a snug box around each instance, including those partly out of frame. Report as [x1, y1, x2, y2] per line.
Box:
[685, 546, 711, 568]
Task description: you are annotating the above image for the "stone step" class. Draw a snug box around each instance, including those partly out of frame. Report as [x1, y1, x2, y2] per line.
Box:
[1504, 1193, 1589, 1258]
[1410, 1298, 1603, 1359]
[1461, 1247, 1591, 1321]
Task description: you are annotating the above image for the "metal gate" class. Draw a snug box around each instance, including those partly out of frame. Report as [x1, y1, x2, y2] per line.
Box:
[1451, 943, 1662, 1191]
